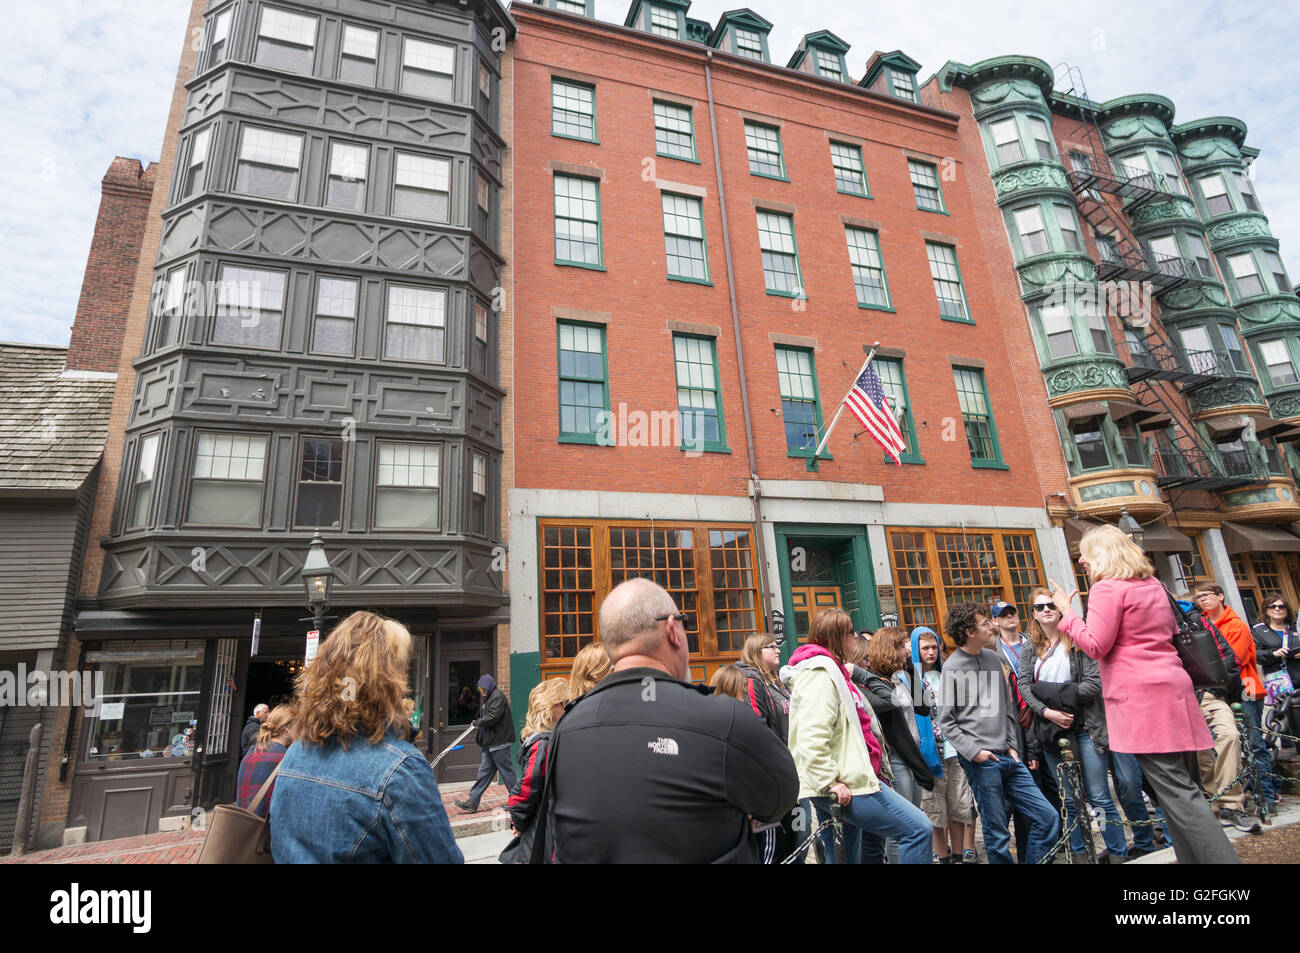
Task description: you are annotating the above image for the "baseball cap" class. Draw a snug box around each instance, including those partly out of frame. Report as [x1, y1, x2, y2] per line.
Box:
[990, 601, 1017, 618]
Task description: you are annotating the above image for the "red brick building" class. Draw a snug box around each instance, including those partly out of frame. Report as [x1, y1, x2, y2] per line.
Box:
[503, 1, 1072, 707]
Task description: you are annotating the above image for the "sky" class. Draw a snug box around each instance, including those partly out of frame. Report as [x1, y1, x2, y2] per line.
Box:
[1, 0, 1297, 347]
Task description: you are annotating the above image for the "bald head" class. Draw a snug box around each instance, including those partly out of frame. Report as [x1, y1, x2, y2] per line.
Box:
[600, 578, 678, 662]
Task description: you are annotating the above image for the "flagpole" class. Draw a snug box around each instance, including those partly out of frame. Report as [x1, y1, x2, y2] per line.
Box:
[811, 341, 881, 460]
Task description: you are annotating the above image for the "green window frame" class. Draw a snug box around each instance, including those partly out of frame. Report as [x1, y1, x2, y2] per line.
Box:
[953, 366, 1006, 469]
[551, 78, 596, 142]
[744, 121, 786, 179]
[553, 0, 589, 13]
[553, 174, 603, 269]
[673, 334, 728, 452]
[926, 242, 971, 322]
[647, 4, 679, 37]
[776, 346, 823, 457]
[829, 141, 869, 196]
[874, 358, 923, 464]
[1068, 416, 1112, 472]
[653, 100, 697, 161]
[845, 227, 890, 310]
[908, 159, 946, 212]
[662, 192, 709, 283]
[888, 68, 918, 102]
[557, 322, 609, 444]
[1258, 339, 1298, 387]
[815, 50, 845, 80]
[733, 27, 764, 60]
[756, 210, 803, 297]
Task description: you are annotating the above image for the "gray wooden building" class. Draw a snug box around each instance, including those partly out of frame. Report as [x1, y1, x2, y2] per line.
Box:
[0, 344, 117, 851]
[69, 0, 514, 841]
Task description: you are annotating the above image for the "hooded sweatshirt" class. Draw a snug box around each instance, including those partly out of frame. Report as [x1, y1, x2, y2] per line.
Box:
[909, 627, 944, 778]
[474, 673, 515, 748]
[783, 644, 884, 799]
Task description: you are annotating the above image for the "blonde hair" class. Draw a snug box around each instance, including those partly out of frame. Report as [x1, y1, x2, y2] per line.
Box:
[521, 678, 570, 739]
[1077, 524, 1154, 581]
[1025, 587, 1073, 659]
[739, 632, 779, 685]
[569, 641, 613, 697]
[295, 611, 412, 749]
[255, 702, 296, 752]
[709, 664, 748, 700]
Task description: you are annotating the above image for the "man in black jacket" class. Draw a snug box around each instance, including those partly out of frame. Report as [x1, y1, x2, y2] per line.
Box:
[455, 674, 518, 813]
[240, 703, 268, 757]
[535, 578, 799, 863]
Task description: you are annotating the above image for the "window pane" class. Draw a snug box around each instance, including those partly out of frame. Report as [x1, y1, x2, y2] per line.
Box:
[845, 227, 888, 307]
[674, 336, 720, 446]
[402, 38, 455, 99]
[554, 175, 601, 265]
[662, 193, 706, 280]
[927, 243, 967, 319]
[830, 141, 867, 195]
[385, 285, 446, 362]
[744, 122, 784, 177]
[757, 211, 800, 294]
[214, 265, 285, 348]
[909, 160, 942, 211]
[654, 101, 694, 159]
[552, 80, 595, 139]
[326, 143, 368, 210]
[235, 128, 303, 201]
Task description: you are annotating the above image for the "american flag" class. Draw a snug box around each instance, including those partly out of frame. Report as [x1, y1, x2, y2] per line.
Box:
[845, 363, 906, 465]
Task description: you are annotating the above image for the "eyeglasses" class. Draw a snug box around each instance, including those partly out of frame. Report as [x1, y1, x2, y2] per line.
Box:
[762, 643, 778, 651]
[1269, 603, 1287, 610]
[1033, 603, 1056, 612]
[655, 612, 687, 626]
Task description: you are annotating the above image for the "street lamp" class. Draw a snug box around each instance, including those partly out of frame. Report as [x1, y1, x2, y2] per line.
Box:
[1118, 506, 1144, 549]
[301, 533, 334, 635]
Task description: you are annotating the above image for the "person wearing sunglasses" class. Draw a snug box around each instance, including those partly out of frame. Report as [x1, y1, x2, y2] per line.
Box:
[735, 632, 798, 862]
[1252, 593, 1300, 741]
[1049, 525, 1238, 864]
[1018, 587, 1128, 862]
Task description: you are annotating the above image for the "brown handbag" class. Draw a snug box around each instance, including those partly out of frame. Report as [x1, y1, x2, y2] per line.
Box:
[195, 763, 280, 864]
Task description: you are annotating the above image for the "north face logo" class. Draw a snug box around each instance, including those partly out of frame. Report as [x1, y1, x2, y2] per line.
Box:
[647, 737, 679, 756]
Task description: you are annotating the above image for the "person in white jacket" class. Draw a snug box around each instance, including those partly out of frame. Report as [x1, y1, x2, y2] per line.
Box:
[784, 609, 932, 863]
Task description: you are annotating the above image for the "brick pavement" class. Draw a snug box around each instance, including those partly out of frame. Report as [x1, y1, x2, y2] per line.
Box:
[3, 783, 507, 864]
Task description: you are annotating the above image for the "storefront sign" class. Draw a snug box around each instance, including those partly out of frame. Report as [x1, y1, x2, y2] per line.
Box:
[305, 629, 320, 666]
[251, 614, 262, 658]
[98, 701, 125, 720]
[149, 707, 174, 726]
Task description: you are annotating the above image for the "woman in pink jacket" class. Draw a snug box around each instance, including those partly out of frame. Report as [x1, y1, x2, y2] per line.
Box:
[1050, 524, 1239, 864]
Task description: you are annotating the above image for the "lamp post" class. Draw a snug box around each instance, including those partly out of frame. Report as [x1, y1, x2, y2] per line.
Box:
[1118, 506, 1144, 549]
[301, 533, 334, 637]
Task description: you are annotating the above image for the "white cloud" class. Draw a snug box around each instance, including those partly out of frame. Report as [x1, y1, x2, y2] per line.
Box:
[1, 0, 1296, 348]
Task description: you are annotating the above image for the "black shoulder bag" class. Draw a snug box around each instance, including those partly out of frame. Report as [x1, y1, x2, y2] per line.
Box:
[1163, 585, 1240, 699]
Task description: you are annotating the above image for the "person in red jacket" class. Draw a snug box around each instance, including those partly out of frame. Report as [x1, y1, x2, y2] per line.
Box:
[498, 677, 570, 863]
[1194, 582, 1274, 813]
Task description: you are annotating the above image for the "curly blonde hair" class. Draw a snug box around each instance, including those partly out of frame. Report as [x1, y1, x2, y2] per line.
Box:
[521, 678, 570, 739]
[568, 641, 612, 697]
[294, 611, 412, 749]
[1078, 524, 1154, 581]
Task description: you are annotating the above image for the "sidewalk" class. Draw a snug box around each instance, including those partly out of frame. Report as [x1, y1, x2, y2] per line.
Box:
[1, 782, 507, 864]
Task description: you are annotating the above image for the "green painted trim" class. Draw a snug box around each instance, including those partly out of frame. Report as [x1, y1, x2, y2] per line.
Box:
[550, 78, 598, 143]
[672, 332, 729, 453]
[877, 356, 924, 465]
[745, 121, 787, 179]
[552, 172, 604, 269]
[554, 261, 608, 271]
[663, 192, 710, 284]
[508, 650, 541, 747]
[954, 365, 1006, 468]
[551, 132, 601, 145]
[751, 171, 790, 183]
[830, 141, 871, 197]
[927, 240, 972, 323]
[776, 344, 824, 458]
[908, 158, 948, 214]
[772, 524, 881, 658]
[758, 209, 805, 298]
[556, 320, 609, 444]
[971, 460, 1010, 470]
[859, 304, 896, 313]
[651, 99, 699, 163]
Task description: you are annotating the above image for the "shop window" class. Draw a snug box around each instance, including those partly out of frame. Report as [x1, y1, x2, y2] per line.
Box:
[84, 642, 205, 763]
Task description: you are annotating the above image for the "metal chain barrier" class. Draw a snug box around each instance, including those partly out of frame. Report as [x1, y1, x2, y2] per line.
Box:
[779, 815, 838, 865]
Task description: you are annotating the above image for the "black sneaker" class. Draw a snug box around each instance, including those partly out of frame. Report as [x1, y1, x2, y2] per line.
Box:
[1222, 809, 1261, 834]
[454, 799, 479, 814]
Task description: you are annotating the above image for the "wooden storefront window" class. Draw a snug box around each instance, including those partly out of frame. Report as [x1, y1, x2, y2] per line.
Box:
[538, 518, 761, 681]
[888, 527, 1044, 642]
[1231, 551, 1289, 624]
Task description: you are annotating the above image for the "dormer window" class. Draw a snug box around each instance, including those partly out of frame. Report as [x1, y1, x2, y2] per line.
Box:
[815, 50, 844, 79]
[554, 0, 588, 12]
[734, 28, 763, 59]
[888, 68, 917, 102]
[649, 6, 679, 37]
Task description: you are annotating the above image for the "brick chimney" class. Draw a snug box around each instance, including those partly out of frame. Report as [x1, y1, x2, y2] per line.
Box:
[65, 157, 157, 373]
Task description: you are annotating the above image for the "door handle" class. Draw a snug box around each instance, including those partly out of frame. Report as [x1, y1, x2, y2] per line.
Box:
[438, 720, 444, 730]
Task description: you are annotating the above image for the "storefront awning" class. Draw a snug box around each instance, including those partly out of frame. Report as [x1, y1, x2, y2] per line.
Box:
[1220, 521, 1300, 555]
[1063, 518, 1104, 555]
[1105, 399, 1164, 425]
[1141, 523, 1194, 553]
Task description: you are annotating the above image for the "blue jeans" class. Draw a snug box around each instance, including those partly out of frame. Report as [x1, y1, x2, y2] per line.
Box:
[884, 752, 924, 864]
[958, 753, 1060, 864]
[1241, 699, 1276, 804]
[812, 784, 933, 865]
[464, 744, 518, 809]
[1110, 751, 1159, 852]
[1043, 733, 1128, 857]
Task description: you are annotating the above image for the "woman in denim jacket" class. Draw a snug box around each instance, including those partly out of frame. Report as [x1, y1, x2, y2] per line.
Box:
[270, 612, 463, 864]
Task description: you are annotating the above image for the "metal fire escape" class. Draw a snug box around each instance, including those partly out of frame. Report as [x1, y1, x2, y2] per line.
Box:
[1054, 65, 1266, 498]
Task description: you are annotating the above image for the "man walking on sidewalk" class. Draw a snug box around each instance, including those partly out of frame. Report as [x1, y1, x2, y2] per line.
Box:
[455, 674, 518, 814]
